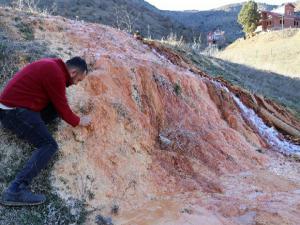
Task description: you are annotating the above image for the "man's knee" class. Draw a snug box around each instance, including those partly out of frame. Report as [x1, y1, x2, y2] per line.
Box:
[44, 138, 59, 153]
[50, 140, 59, 151]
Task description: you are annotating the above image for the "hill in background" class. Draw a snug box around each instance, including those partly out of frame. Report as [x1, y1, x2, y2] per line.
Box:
[163, 3, 278, 44]
[0, 0, 283, 44]
[0, 0, 201, 42]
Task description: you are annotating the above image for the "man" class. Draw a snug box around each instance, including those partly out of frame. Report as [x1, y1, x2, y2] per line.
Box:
[0, 57, 91, 206]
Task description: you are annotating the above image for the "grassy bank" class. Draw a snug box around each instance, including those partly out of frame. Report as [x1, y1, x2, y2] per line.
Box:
[217, 29, 300, 78]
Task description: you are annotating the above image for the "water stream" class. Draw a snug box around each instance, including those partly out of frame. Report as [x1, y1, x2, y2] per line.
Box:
[212, 80, 300, 156]
[233, 96, 300, 156]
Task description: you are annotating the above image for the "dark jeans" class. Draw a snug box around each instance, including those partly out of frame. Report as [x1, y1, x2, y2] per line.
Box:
[0, 104, 59, 191]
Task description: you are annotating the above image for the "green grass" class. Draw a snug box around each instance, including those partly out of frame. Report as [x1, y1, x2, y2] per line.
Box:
[0, 28, 55, 89]
[15, 22, 34, 41]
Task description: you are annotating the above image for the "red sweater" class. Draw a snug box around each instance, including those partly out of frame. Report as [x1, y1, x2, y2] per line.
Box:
[0, 58, 80, 127]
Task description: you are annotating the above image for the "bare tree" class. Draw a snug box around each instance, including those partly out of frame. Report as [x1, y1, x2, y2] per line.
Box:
[12, 0, 56, 15]
[147, 24, 151, 39]
[13, 0, 39, 12]
[192, 34, 202, 51]
[113, 5, 140, 33]
[13, 0, 24, 9]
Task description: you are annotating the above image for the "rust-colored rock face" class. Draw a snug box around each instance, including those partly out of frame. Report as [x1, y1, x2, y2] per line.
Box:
[30, 17, 300, 224]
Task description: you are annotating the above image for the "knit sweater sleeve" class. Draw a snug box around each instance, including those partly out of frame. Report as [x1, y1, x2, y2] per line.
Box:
[43, 65, 80, 127]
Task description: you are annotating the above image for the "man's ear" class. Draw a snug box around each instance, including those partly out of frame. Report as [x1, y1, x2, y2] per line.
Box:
[69, 68, 78, 78]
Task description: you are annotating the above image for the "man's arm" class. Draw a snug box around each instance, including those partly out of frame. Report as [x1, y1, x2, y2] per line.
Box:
[43, 67, 80, 127]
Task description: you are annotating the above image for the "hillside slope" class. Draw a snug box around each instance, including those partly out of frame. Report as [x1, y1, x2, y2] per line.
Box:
[0, 0, 280, 44]
[0, 6, 300, 225]
[0, 0, 200, 41]
[217, 29, 300, 78]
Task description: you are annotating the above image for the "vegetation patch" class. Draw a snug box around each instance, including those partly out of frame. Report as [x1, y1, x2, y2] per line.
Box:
[0, 37, 51, 88]
[173, 82, 182, 96]
[15, 21, 34, 40]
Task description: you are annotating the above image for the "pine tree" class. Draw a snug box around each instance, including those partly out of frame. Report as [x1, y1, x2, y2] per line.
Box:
[238, 1, 260, 37]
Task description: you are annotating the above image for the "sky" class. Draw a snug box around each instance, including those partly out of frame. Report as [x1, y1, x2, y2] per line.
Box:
[146, 0, 292, 11]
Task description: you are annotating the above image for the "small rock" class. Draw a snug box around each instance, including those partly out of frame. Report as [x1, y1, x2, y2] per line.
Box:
[180, 208, 193, 214]
[290, 153, 300, 162]
[256, 149, 265, 154]
[111, 204, 119, 215]
[159, 134, 172, 146]
[95, 215, 114, 225]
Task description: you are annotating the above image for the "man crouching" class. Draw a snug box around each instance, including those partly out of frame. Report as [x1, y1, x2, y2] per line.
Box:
[0, 57, 91, 206]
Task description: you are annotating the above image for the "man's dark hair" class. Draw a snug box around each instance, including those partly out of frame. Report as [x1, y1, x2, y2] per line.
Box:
[66, 57, 88, 74]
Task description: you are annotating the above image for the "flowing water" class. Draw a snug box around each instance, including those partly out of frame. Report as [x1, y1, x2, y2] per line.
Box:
[233, 96, 300, 156]
[211, 80, 300, 156]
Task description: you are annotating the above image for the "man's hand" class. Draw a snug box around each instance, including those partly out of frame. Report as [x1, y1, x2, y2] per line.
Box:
[79, 115, 92, 127]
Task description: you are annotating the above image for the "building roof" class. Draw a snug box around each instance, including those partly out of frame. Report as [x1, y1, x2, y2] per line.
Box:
[261, 11, 300, 20]
[270, 3, 296, 15]
[286, 3, 295, 8]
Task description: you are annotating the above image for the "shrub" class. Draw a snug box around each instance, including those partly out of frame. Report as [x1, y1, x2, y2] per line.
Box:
[15, 22, 34, 40]
[173, 82, 182, 96]
[12, 0, 57, 16]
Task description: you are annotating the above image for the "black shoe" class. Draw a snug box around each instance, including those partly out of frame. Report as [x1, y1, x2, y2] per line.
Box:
[0, 188, 46, 206]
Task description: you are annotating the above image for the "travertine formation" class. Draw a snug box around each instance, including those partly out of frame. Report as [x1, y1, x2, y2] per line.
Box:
[28, 14, 300, 225]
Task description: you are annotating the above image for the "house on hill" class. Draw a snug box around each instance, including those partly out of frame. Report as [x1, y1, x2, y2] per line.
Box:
[259, 3, 300, 31]
[207, 30, 226, 47]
